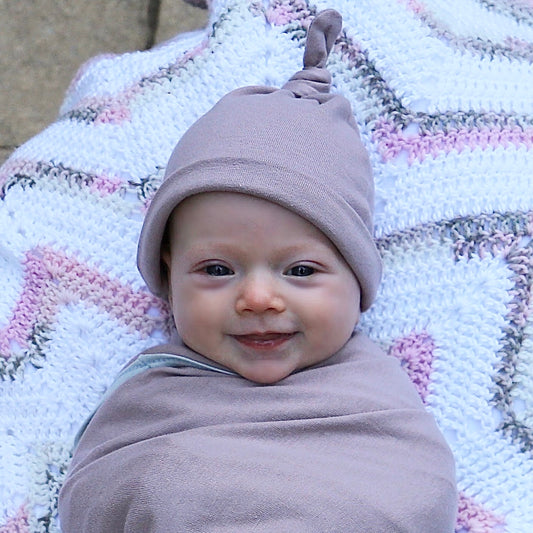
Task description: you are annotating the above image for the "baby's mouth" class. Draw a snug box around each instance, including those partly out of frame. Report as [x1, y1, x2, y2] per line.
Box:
[232, 332, 296, 350]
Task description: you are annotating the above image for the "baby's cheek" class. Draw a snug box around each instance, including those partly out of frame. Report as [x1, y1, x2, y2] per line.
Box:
[323, 295, 360, 342]
[333, 280, 361, 324]
[174, 294, 222, 345]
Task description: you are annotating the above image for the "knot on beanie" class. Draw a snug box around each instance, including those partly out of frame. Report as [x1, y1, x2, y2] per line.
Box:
[282, 9, 341, 97]
[137, 9, 382, 311]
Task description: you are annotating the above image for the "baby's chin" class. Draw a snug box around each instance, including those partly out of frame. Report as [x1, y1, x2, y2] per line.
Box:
[232, 359, 303, 385]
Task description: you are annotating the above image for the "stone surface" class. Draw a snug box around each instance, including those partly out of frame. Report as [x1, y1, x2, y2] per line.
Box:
[0, 0, 208, 164]
[156, 0, 208, 44]
[0, 148, 12, 166]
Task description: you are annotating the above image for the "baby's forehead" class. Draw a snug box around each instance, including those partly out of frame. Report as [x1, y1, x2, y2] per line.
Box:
[164, 191, 352, 266]
[167, 191, 328, 241]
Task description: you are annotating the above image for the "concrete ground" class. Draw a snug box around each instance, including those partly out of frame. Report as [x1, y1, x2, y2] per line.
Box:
[0, 0, 208, 164]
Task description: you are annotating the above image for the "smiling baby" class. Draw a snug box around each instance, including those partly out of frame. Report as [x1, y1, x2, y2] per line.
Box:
[59, 10, 458, 532]
[162, 191, 361, 384]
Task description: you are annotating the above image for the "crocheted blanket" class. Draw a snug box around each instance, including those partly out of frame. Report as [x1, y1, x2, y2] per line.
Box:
[0, 0, 531, 531]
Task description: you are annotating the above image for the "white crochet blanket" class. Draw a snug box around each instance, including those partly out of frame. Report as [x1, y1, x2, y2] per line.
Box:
[1, 1, 532, 531]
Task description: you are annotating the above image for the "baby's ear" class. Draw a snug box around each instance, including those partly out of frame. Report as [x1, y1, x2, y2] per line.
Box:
[160, 225, 172, 271]
[161, 248, 171, 269]
[166, 277, 173, 308]
[159, 233, 173, 305]
[160, 260, 173, 308]
[161, 262, 173, 306]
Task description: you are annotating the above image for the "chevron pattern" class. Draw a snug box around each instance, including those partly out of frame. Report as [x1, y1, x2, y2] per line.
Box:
[1, 0, 532, 530]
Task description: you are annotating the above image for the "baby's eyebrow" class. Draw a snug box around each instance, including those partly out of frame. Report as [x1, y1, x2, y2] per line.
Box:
[176, 242, 242, 263]
[183, 242, 242, 255]
[185, 241, 329, 261]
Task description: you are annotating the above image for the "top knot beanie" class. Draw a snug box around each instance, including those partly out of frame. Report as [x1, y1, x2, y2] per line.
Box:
[137, 9, 382, 311]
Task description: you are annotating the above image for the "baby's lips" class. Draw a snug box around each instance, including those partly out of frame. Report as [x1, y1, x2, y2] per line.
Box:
[237, 332, 295, 341]
[231, 332, 297, 350]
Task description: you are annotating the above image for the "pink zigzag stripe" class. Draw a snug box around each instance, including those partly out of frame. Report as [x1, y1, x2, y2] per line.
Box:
[388, 330, 435, 402]
[456, 492, 506, 532]
[67, 40, 208, 125]
[397, 0, 427, 15]
[88, 174, 126, 195]
[373, 120, 533, 164]
[399, 0, 533, 56]
[0, 504, 29, 533]
[0, 246, 169, 358]
[0, 159, 125, 197]
[266, 0, 309, 25]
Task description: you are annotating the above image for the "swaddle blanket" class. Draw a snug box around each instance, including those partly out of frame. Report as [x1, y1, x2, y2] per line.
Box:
[59, 332, 456, 532]
[1, 0, 533, 532]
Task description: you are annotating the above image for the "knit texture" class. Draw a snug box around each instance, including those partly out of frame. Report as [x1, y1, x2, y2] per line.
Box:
[0, 0, 532, 531]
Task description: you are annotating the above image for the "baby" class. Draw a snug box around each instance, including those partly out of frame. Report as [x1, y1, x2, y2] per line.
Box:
[59, 10, 457, 532]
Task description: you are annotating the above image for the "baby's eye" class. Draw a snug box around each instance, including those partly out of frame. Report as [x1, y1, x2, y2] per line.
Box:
[204, 264, 234, 276]
[286, 265, 316, 277]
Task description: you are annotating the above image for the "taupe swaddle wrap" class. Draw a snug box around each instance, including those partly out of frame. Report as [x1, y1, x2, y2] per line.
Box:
[59, 333, 457, 532]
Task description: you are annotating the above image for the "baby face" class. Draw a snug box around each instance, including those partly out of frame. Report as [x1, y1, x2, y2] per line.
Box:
[163, 192, 361, 384]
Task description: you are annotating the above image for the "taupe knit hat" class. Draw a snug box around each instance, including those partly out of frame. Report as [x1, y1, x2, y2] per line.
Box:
[137, 9, 382, 311]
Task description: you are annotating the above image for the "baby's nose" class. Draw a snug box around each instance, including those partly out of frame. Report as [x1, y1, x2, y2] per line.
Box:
[235, 272, 286, 315]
